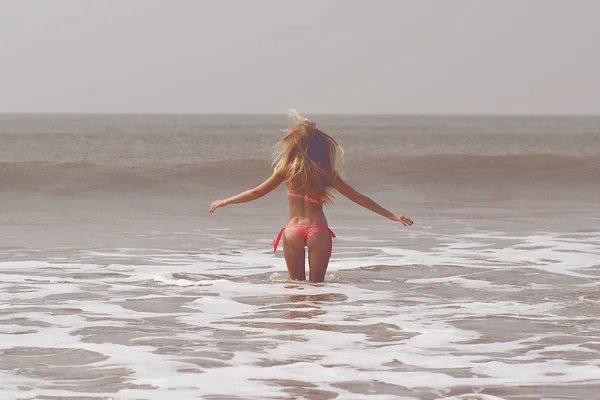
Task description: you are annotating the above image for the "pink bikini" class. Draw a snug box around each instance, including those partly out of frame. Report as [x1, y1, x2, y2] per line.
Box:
[271, 192, 336, 254]
[285, 191, 324, 205]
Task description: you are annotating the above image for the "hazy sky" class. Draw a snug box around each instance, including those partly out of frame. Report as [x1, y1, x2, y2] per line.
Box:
[1, 0, 599, 114]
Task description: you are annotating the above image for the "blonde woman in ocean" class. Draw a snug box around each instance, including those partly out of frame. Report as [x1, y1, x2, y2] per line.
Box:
[210, 110, 413, 283]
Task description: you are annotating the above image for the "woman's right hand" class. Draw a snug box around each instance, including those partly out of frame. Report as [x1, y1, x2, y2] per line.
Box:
[390, 213, 414, 226]
[209, 199, 228, 213]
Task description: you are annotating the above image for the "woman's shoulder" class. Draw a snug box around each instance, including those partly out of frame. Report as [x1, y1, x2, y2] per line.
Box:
[273, 165, 285, 176]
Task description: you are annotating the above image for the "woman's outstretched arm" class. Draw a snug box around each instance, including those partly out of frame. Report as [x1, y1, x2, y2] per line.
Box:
[332, 175, 414, 226]
[210, 171, 284, 213]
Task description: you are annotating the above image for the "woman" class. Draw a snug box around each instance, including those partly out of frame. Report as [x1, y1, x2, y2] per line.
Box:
[210, 110, 413, 283]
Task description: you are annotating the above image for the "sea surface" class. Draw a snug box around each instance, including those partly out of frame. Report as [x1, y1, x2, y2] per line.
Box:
[0, 114, 599, 400]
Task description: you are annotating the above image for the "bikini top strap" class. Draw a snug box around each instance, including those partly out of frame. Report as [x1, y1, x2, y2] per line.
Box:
[287, 191, 324, 204]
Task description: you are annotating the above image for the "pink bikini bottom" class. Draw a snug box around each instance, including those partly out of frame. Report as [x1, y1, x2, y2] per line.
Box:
[271, 225, 336, 254]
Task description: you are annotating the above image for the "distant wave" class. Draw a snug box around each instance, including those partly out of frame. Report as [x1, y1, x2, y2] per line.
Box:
[346, 154, 600, 184]
[1, 154, 598, 193]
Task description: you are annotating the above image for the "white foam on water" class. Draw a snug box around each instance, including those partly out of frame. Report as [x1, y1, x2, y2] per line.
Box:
[1, 228, 599, 399]
[438, 395, 507, 400]
[404, 276, 522, 292]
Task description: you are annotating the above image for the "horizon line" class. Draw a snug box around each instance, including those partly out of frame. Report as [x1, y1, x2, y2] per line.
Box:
[1, 112, 599, 117]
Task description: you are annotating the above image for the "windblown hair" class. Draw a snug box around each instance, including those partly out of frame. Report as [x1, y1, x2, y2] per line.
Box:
[273, 109, 344, 205]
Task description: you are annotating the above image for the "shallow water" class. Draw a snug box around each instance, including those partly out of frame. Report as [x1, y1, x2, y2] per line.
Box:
[1, 223, 599, 400]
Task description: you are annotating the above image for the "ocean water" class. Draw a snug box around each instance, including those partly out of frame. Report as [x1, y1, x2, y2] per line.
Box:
[1, 114, 599, 399]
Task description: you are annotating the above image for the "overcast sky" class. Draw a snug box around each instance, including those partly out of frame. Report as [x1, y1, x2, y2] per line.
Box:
[1, 0, 599, 114]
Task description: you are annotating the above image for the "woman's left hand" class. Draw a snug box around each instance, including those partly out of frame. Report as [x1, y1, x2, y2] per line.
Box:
[210, 200, 228, 213]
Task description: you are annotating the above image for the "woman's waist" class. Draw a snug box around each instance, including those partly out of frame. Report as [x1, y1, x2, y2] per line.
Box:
[285, 215, 329, 227]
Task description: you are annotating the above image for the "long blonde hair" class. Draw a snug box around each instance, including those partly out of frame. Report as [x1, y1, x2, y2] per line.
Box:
[273, 110, 344, 205]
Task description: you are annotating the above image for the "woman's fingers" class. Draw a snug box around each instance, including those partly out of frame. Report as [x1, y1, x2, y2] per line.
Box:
[392, 214, 414, 226]
[210, 200, 227, 213]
